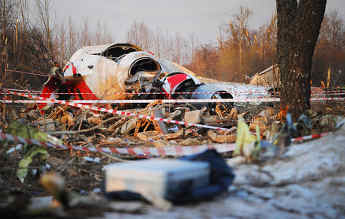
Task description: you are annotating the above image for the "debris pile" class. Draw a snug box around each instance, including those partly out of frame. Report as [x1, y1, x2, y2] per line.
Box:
[26, 101, 342, 150]
[24, 102, 263, 149]
[1, 96, 343, 168]
[0, 94, 345, 217]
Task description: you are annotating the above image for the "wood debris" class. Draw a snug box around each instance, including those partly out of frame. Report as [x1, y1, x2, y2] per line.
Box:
[12, 96, 341, 161]
[207, 130, 236, 143]
[164, 128, 184, 140]
[136, 131, 162, 142]
[184, 110, 202, 124]
[21, 101, 288, 152]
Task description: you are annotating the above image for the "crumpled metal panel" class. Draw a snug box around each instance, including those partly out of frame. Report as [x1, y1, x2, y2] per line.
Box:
[64, 43, 143, 77]
[84, 57, 126, 100]
[160, 72, 201, 95]
[83, 51, 160, 100]
[192, 82, 269, 99]
[158, 59, 196, 76]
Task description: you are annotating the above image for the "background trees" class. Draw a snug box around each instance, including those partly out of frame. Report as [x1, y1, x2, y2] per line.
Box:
[0, 0, 53, 88]
[0, 1, 343, 94]
[187, 7, 277, 82]
[35, 0, 54, 53]
[314, 10, 345, 86]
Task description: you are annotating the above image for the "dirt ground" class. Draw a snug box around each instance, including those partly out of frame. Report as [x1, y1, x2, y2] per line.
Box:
[0, 148, 105, 197]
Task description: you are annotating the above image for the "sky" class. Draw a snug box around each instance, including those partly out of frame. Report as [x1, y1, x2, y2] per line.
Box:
[53, 0, 345, 44]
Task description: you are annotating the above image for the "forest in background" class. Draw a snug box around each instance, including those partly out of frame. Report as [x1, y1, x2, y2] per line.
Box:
[1, 0, 344, 89]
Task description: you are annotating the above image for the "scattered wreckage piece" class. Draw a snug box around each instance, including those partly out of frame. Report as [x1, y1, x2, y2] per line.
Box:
[249, 64, 329, 98]
[104, 159, 210, 210]
[207, 130, 236, 143]
[24, 88, 284, 150]
[4, 98, 342, 183]
[104, 149, 235, 209]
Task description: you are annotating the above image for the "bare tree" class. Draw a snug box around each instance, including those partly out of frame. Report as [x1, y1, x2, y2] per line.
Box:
[101, 21, 113, 43]
[17, 0, 30, 28]
[173, 32, 182, 64]
[67, 16, 77, 58]
[80, 17, 91, 47]
[126, 21, 153, 50]
[314, 10, 345, 86]
[35, 0, 54, 53]
[126, 21, 195, 65]
[95, 20, 102, 45]
[15, 0, 30, 63]
[91, 20, 113, 45]
[0, 0, 17, 81]
[126, 21, 141, 47]
[276, 0, 327, 119]
[153, 27, 162, 58]
[189, 33, 199, 63]
[216, 7, 254, 81]
[56, 22, 66, 66]
[235, 7, 252, 79]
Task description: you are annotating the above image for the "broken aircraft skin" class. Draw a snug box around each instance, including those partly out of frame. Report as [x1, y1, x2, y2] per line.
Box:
[40, 43, 270, 110]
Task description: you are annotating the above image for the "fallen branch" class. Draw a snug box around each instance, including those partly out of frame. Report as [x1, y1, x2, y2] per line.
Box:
[46, 116, 118, 135]
[98, 150, 126, 162]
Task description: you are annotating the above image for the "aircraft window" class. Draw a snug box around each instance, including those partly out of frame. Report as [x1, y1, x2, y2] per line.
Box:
[103, 46, 138, 60]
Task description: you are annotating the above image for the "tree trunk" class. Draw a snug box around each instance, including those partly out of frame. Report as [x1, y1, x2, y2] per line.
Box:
[276, 0, 327, 120]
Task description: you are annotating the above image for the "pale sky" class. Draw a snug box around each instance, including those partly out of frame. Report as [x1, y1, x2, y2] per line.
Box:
[53, 0, 345, 44]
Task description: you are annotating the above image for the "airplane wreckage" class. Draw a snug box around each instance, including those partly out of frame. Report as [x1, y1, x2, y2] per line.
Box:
[40, 43, 269, 110]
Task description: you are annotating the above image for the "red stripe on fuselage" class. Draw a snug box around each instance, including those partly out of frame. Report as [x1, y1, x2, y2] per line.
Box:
[39, 78, 98, 111]
[70, 79, 98, 100]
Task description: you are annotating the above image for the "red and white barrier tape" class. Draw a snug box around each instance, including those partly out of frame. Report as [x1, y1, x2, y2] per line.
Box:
[3, 91, 345, 97]
[2, 95, 344, 104]
[6, 90, 233, 132]
[312, 93, 345, 97]
[291, 132, 328, 142]
[310, 97, 345, 102]
[32, 88, 342, 96]
[4, 69, 345, 98]
[1, 88, 41, 93]
[321, 89, 345, 93]
[2, 130, 329, 158]
[3, 87, 345, 97]
[0, 132, 236, 158]
[0, 97, 281, 104]
[2, 89, 270, 96]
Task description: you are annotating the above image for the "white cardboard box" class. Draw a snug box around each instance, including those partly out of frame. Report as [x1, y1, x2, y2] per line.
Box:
[104, 159, 210, 201]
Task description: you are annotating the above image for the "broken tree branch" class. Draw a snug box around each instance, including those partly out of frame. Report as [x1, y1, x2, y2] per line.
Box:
[47, 116, 118, 135]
